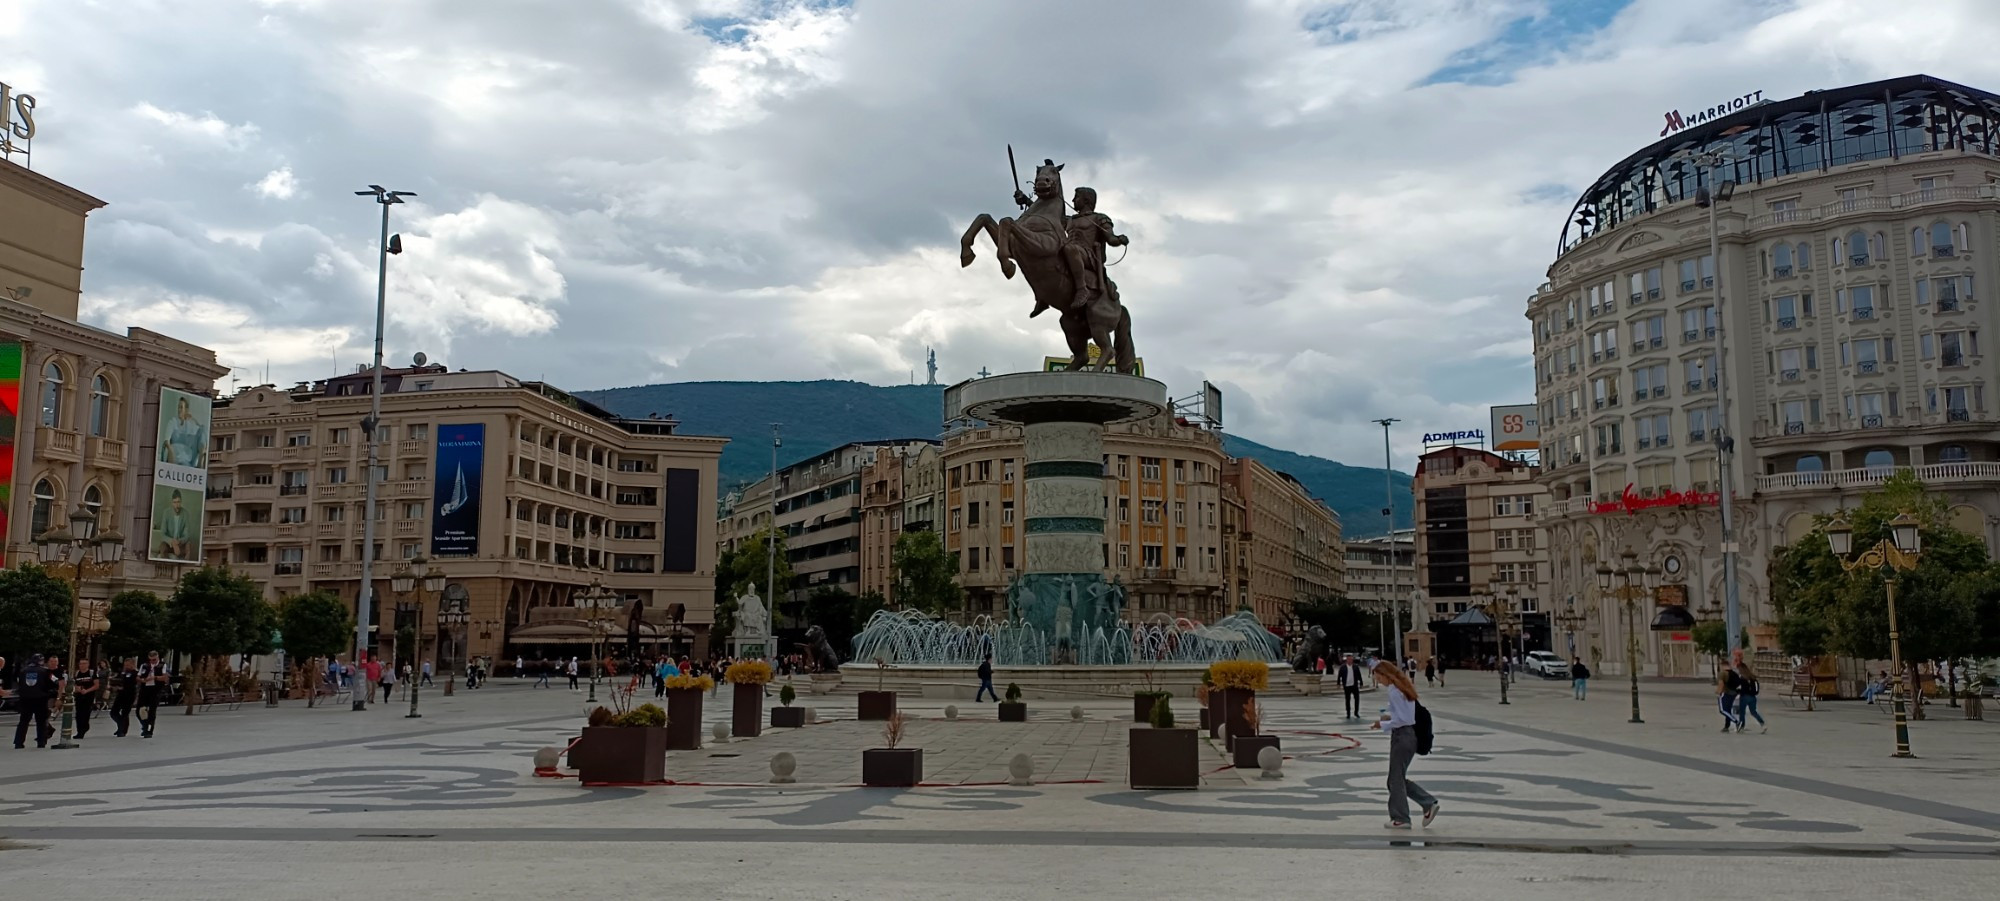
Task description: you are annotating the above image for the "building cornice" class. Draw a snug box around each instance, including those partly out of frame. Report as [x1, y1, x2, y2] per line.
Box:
[0, 162, 108, 215]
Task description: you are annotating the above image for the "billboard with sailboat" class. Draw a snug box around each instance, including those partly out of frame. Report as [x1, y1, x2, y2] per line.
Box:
[430, 423, 483, 557]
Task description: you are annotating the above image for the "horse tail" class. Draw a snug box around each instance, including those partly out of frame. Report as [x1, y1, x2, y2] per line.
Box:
[1116, 307, 1135, 372]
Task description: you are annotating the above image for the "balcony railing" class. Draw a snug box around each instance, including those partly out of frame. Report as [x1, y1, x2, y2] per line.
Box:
[1933, 245, 1957, 258]
[1784, 421, 1806, 435]
[1861, 414, 1884, 428]
[1689, 429, 1707, 442]
[1937, 297, 1960, 312]
[1948, 408, 1972, 422]
[1684, 329, 1699, 342]
[1852, 307, 1876, 321]
[1755, 461, 2000, 493]
[1777, 317, 1797, 330]
[1681, 279, 1697, 292]
[1781, 368, 1800, 381]
[1850, 254, 1871, 267]
[1856, 359, 1878, 374]
[1772, 265, 1792, 278]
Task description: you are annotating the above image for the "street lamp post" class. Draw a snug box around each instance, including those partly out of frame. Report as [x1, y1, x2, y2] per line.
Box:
[390, 556, 447, 718]
[351, 184, 415, 712]
[1692, 151, 1745, 655]
[1554, 600, 1587, 660]
[1483, 587, 1512, 705]
[1373, 417, 1401, 665]
[1826, 512, 1922, 758]
[36, 506, 124, 749]
[437, 592, 469, 696]
[575, 579, 620, 704]
[1596, 551, 1659, 724]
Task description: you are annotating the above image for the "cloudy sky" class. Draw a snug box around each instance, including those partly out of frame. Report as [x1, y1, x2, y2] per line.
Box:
[7, 0, 2000, 466]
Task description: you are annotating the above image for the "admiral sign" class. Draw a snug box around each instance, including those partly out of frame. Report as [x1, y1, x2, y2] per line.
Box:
[1659, 90, 1765, 137]
[1421, 429, 1484, 446]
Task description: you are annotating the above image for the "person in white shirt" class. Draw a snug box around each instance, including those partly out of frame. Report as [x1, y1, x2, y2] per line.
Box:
[1332, 654, 1365, 719]
[1368, 659, 1439, 829]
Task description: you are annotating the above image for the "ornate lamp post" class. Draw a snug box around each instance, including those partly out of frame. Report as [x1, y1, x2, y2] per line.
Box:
[437, 594, 469, 697]
[575, 579, 620, 704]
[390, 556, 446, 718]
[1826, 512, 1922, 758]
[1596, 551, 1659, 724]
[1553, 599, 1588, 660]
[36, 505, 124, 750]
[1483, 586, 1515, 705]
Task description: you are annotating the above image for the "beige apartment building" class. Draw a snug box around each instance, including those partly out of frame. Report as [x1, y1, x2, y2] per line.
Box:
[1413, 446, 1549, 663]
[858, 443, 938, 605]
[1531, 74, 2000, 675]
[719, 439, 937, 617]
[2, 154, 228, 604]
[202, 365, 725, 664]
[1343, 529, 1415, 613]
[1221, 456, 1346, 626]
[944, 416, 1231, 620]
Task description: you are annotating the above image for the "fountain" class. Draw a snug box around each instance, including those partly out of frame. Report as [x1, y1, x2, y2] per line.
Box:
[851, 608, 1283, 668]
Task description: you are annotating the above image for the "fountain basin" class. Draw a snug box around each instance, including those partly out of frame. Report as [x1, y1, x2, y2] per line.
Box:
[833, 662, 1280, 701]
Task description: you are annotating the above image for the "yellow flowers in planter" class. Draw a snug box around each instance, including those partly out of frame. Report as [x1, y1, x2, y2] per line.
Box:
[664, 674, 715, 691]
[725, 660, 774, 685]
[1208, 660, 1269, 692]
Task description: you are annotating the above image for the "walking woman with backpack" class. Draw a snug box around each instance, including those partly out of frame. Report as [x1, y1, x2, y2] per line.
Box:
[1369, 658, 1440, 829]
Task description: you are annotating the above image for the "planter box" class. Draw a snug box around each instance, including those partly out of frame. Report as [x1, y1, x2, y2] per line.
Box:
[573, 726, 668, 784]
[861, 747, 924, 787]
[1220, 688, 1257, 743]
[1289, 672, 1323, 696]
[1133, 692, 1170, 723]
[1206, 691, 1223, 739]
[771, 706, 807, 728]
[1232, 734, 1281, 768]
[809, 673, 843, 695]
[1128, 726, 1199, 790]
[858, 690, 897, 721]
[1198, 708, 1212, 732]
[732, 683, 764, 739]
[998, 701, 1027, 722]
[665, 688, 705, 751]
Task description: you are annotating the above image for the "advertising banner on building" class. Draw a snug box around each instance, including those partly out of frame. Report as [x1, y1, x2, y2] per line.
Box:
[430, 423, 484, 557]
[0, 342, 20, 567]
[1489, 403, 1540, 451]
[150, 386, 211, 563]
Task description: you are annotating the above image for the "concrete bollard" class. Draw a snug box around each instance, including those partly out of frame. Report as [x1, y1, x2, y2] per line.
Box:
[770, 752, 797, 784]
[1257, 745, 1283, 779]
[1070, 705, 1084, 722]
[1008, 753, 1034, 786]
[712, 720, 731, 743]
[945, 705, 959, 720]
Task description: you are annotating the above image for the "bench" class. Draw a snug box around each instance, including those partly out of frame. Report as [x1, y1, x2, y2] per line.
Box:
[198, 689, 249, 712]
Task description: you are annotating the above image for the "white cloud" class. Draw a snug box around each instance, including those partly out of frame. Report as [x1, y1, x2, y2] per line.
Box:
[252, 166, 297, 199]
[17, 0, 2000, 469]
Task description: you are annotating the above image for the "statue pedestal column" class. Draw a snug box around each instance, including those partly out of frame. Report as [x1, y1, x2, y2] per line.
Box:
[948, 371, 1168, 663]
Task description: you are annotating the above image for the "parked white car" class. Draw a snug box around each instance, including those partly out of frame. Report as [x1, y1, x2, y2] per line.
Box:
[1525, 651, 1569, 678]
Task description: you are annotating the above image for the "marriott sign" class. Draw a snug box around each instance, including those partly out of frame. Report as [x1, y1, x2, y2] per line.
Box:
[1659, 90, 1765, 137]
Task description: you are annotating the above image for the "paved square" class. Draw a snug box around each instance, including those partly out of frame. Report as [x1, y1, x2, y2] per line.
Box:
[2, 674, 1995, 898]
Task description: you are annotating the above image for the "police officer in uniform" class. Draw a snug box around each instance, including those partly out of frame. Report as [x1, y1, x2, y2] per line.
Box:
[12, 654, 54, 749]
[110, 657, 139, 737]
[72, 658, 102, 738]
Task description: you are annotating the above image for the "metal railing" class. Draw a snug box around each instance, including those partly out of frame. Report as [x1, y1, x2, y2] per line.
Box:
[1754, 461, 2000, 493]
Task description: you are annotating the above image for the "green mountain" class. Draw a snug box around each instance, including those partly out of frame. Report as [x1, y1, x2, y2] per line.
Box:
[579, 379, 1413, 536]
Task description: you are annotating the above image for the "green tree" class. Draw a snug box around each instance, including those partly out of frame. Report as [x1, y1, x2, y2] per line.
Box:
[1769, 472, 1988, 691]
[1774, 607, 1830, 658]
[278, 591, 351, 706]
[721, 528, 795, 601]
[1292, 595, 1370, 651]
[891, 530, 960, 614]
[164, 565, 266, 712]
[102, 590, 167, 662]
[0, 563, 72, 662]
[1691, 619, 1728, 658]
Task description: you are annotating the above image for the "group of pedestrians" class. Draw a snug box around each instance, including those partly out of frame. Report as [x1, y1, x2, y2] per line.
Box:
[1716, 652, 1766, 732]
[6, 651, 169, 748]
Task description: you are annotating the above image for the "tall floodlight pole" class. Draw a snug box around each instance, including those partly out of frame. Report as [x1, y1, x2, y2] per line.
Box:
[1374, 417, 1401, 664]
[353, 185, 415, 710]
[1694, 152, 1744, 654]
[766, 424, 780, 660]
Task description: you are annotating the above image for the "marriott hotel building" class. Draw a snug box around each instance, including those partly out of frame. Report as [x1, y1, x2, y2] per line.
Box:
[1528, 75, 2000, 676]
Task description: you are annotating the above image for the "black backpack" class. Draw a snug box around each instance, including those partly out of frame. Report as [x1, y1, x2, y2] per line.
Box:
[1414, 702, 1435, 755]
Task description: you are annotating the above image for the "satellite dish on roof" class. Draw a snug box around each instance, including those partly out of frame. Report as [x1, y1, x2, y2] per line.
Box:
[413, 351, 429, 367]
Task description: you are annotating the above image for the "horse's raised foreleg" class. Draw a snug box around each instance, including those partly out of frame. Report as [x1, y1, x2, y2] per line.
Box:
[960, 213, 995, 268]
[991, 217, 1022, 280]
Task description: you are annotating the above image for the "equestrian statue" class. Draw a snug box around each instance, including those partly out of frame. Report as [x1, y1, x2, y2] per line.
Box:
[960, 149, 1136, 373]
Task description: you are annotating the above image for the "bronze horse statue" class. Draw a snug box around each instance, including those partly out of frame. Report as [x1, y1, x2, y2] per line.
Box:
[960, 159, 1135, 373]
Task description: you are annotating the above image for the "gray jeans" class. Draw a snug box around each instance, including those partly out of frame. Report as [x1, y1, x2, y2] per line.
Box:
[1388, 725, 1437, 823]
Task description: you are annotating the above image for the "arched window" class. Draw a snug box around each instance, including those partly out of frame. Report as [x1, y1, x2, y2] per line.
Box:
[1831, 235, 1844, 261]
[1846, 229, 1868, 265]
[1912, 227, 1926, 255]
[1862, 448, 1895, 470]
[1937, 444, 1970, 463]
[1796, 242, 1812, 270]
[31, 478, 56, 537]
[89, 374, 112, 437]
[1772, 243, 1793, 274]
[83, 484, 104, 524]
[1930, 221, 1954, 255]
[40, 362, 64, 428]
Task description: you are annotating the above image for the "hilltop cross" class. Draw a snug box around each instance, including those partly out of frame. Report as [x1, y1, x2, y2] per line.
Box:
[977, 366, 991, 378]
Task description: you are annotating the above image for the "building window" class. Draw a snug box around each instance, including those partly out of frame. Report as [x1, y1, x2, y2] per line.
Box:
[326, 466, 348, 484]
[30, 478, 55, 537]
[407, 423, 429, 441]
[402, 501, 424, 519]
[1118, 498, 1129, 522]
[1142, 544, 1163, 568]
[323, 505, 346, 522]
[1001, 501, 1014, 525]
[1003, 459, 1015, 482]
[286, 431, 311, 447]
[1140, 457, 1161, 481]
[1938, 444, 1970, 463]
[968, 503, 981, 527]
[82, 484, 103, 522]
[1118, 544, 1129, 567]
[89, 374, 112, 437]
[1142, 499, 1162, 524]
[329, 428, 350, 445]
[280, 507, 306, 524]
[40, 362, 63, 428]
